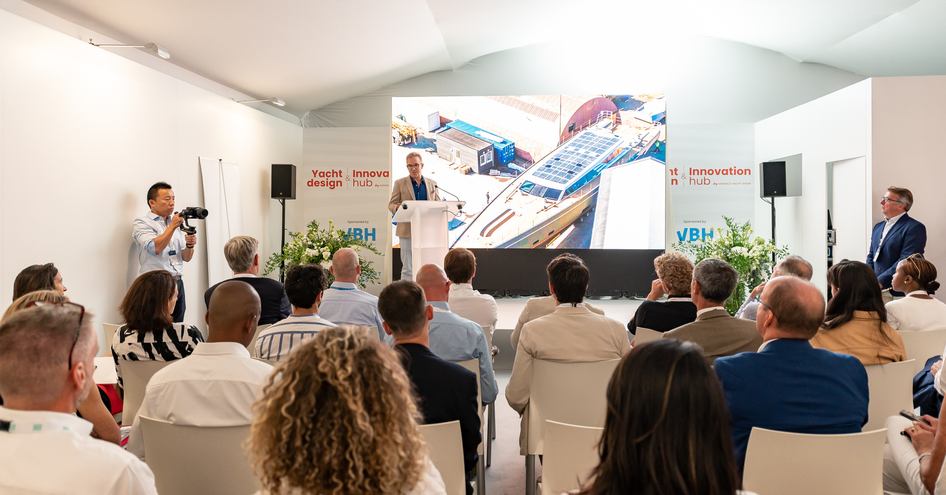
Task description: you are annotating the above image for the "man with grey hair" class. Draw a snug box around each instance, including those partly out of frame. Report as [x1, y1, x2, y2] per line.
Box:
[204, 235, 290, 324]
[663, 258, 761, 364]
[0, 305, 157, 494]
[736, 255, 813, 321]
[388, 151, 441, 280]
[319, 248, 384, 340]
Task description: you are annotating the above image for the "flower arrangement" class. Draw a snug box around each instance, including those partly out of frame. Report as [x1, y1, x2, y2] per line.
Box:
[675, 217, 788, 315]
[264, 220, 382, 288]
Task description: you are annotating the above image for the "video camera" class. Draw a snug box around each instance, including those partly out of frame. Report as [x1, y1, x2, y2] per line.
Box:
[178, 207, 208, 235]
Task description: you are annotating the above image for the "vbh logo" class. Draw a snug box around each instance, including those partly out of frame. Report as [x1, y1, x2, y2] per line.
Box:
[676, 227, 715, 243]
[347, 227, 377, 242]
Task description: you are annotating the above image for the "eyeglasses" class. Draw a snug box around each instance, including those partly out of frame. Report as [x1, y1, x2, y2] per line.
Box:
[758, 298, 771, 313]
[880, 196, 903, 204]
[27, 300, 85, 370]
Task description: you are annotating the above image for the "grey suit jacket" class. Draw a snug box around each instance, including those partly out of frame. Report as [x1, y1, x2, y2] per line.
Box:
[662, 308, 761, 364]
[388, 176, 440, 238]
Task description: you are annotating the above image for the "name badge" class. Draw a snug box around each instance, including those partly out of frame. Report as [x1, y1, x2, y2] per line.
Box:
[168, 250, 177, 256]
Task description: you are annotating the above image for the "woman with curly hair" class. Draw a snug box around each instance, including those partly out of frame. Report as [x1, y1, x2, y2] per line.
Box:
[626, 252, 696, 335]
[248, 325, 445, 494]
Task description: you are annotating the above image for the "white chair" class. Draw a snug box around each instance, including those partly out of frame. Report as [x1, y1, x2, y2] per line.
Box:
[139, 416, 258, 495]
[864, 359, 916, 431]
[247, 323, 271, 358]
[120, 360, 172, 426]
[100, 323, 123, 357]
[419, 420, 466, 495]
[742, 427, 886, 495]
[900, 327, 946, 373]
[634, 327, 662, 346]
[456, 359, 486, 495]
[541, 420, 602, 495]
[525, 358, 620, 495]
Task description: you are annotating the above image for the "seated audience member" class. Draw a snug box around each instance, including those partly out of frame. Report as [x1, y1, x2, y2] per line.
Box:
[127, 281, 271, 458]
[379, 281, 480, 493]
[319, 248, 384, 340]
[12, 262, 67, 299]
[444, 248, 498, 341]
[662, 259, 761, 364]
[578, 340, 751, 495]
[112, 270, 204, 389]
[510, 253, 606, 349]
[715, 276, 868, 469]
[626, 252, 696, 335]
[506, 253, 630, 454]
[249, 326, 445, 494]
[884, 398, 946, 494]
[811, 260, 906, 365]
[886, 254, 946, 331]
[416, 264, 499, 405]
[736, 255, 813, 321]
[2, 290, 120, 445]
[204, 235, 290, 325]
[255, 264, 335, 361]
[0, 305, 157, 494]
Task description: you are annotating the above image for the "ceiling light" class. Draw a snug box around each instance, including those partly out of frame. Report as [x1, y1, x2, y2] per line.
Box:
[235, 97, 286, 107]
[89, 39, 171, 60]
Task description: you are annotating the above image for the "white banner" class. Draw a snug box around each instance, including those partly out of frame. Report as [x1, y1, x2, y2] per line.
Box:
[667, 124, 756, 247]
[298, 127, 392, 293]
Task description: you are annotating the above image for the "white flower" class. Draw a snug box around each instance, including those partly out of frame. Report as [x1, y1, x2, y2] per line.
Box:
[321, 248, 331, 259]
[305, 248, 318, 258]
[731, 246, 749, 255]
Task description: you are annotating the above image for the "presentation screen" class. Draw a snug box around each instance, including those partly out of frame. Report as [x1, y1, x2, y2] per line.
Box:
[392, 95, 666, 249]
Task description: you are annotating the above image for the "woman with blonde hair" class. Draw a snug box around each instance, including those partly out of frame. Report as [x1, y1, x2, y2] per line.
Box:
[2, 290, 120, 445]
[248, 325, 445, 494]
[626, 252, 697, 335]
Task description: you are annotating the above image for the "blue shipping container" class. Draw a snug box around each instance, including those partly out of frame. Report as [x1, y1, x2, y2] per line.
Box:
[445, 120, 516, 165]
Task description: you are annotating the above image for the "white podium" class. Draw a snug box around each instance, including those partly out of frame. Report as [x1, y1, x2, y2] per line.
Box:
[393, 200, 464, 278]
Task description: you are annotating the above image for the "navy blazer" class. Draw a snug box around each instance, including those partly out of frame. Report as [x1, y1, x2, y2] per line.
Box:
[866, 213, 926, 289]
[715, 339, 868, 470]
[396, 343, 481, 481]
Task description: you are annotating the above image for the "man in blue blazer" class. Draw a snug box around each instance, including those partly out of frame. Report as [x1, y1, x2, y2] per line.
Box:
[715, 276, 868, 470]
[867, 187, 926, 292]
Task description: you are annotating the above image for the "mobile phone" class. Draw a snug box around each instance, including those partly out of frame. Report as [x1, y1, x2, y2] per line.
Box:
[900, 409, 931, 425]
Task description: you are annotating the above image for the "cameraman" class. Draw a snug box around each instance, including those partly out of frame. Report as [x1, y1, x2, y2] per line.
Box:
[132, 181, 197, 322]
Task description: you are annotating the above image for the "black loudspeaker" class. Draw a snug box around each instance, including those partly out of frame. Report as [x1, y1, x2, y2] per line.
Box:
[271, 164, 296, 199]
[760, 161, 787, 198]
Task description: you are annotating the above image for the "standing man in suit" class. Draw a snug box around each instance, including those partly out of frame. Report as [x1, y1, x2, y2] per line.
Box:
[715, 276, 868, 470]
[662, 259, 761, 364]
[388, 152, 441, 281]
[379, 280, 480, 494]
[867, 186, 926, 295]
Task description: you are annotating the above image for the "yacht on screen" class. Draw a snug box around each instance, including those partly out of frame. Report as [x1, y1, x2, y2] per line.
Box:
[452, 116, 662, 249]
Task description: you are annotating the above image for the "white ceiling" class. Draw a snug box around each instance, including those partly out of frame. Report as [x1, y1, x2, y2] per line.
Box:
[22, 0, 946, 117]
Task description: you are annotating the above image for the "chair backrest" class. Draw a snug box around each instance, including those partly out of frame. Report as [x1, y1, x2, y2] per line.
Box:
[634, 327, 662, 346]
[864, 359, 916, 430]
[743, 427, 886, 495]
[139, 416, 258, 495]
[900, 327, 946, 373]
[455, 359, 484, 456]
[419, 420, 465, 495]
[100, 323, 123, 357]
[120, 360, 172, 426]
[527, 358, 620, 455]
[247, 324, 271, 358]
[541, 420, 602, 495]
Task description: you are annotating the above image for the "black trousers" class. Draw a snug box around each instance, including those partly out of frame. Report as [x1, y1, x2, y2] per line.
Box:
[171, 278, 186, 322]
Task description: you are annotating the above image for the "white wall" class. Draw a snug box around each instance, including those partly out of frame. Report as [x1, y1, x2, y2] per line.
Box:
[0, 9, 303, 331]
[753, 80, 872, 293]
[872, 76, 946, 299]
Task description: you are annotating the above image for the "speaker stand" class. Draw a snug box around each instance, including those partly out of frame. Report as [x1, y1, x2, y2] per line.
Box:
[279, 198, 286, 283]
[766, 196, 777, 264]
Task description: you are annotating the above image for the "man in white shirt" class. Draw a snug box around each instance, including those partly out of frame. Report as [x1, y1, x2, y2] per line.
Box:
[256, 264, 336, 361]
[416, 263, 499, 404]
[0, 304, 157, 494]
[506, 253, 630, 454]
[867, 186, 926, 295]
[444, 248, 498, 347]
[320, 248, 384, 340]
[127, 280, 272, 458]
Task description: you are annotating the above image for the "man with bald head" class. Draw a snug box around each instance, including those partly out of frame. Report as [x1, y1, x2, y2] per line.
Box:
[715, 276, 868, 470]
[0, 305, 157, 494]
[127, 280, 273, 458]
[320, 247, 384, 340]
[414, 263, 498, 404]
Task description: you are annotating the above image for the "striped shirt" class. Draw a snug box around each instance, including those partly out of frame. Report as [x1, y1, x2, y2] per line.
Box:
[255, 314, 336, 361]
[111, 323, 205, 389]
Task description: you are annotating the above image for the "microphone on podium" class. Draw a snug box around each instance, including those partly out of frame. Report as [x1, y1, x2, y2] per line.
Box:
[435, 185, 463, 211]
